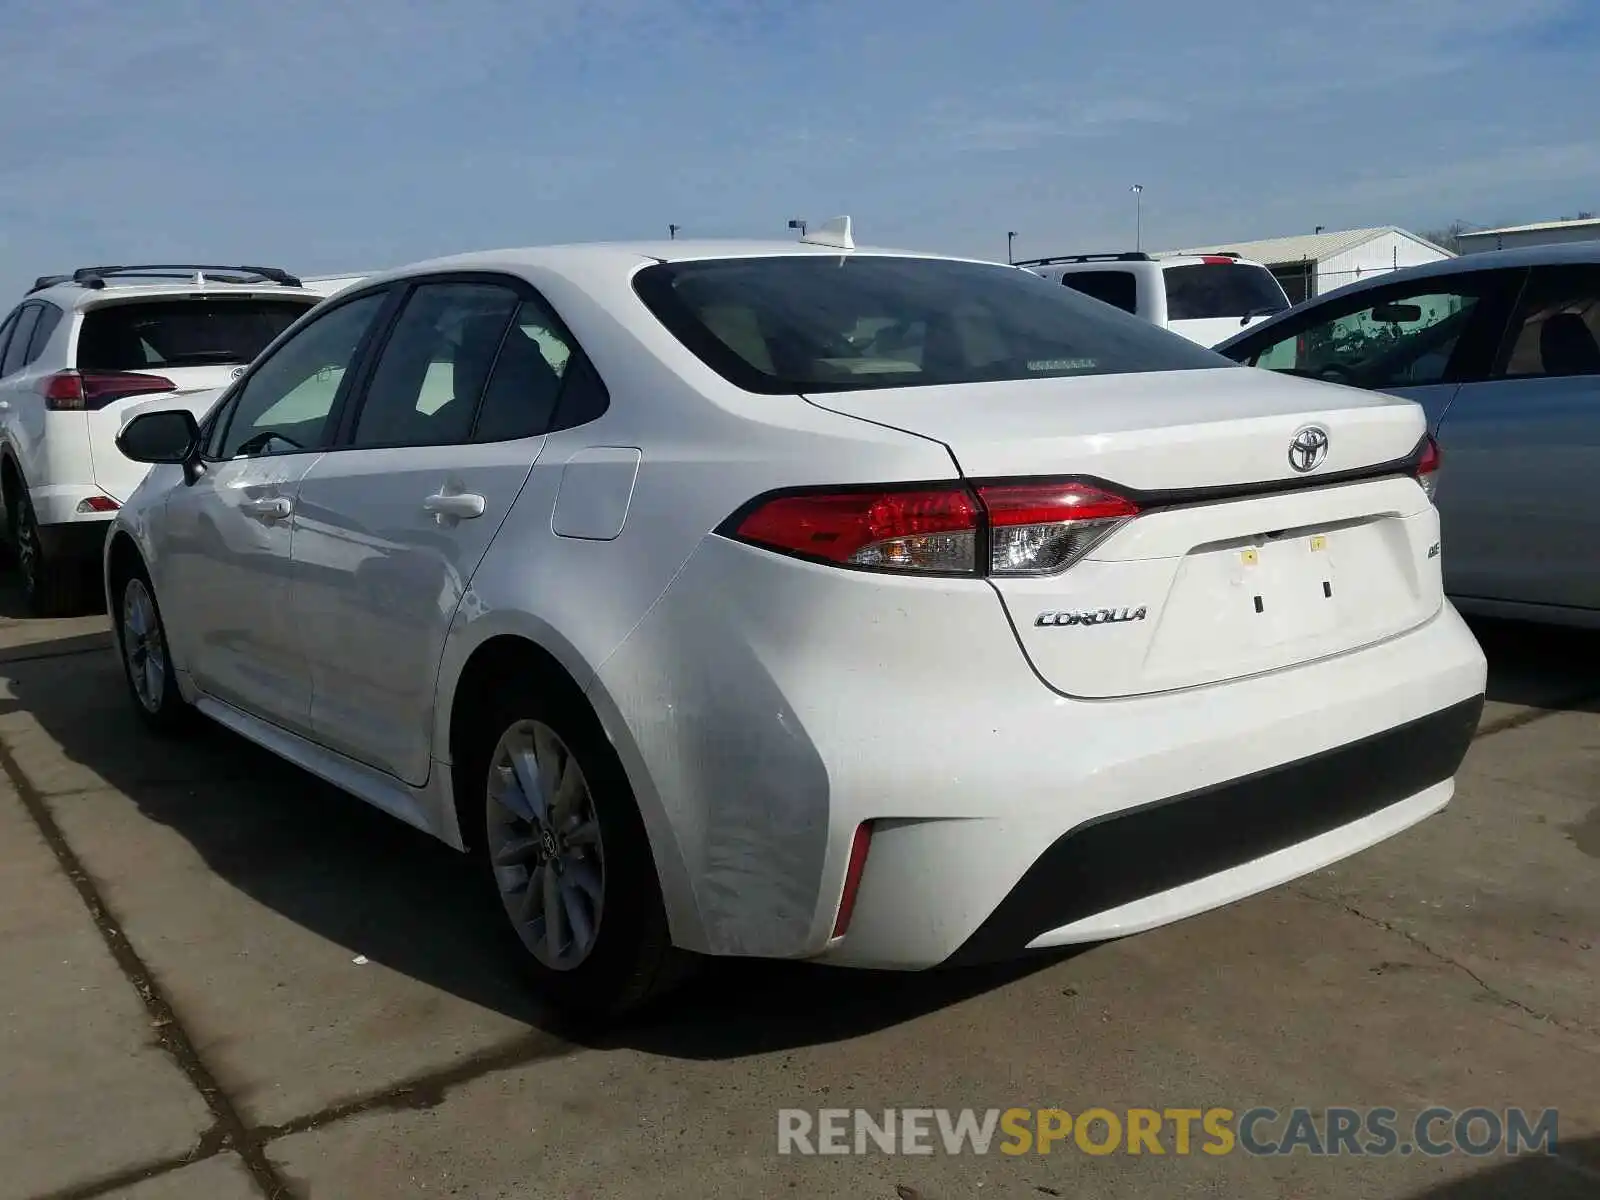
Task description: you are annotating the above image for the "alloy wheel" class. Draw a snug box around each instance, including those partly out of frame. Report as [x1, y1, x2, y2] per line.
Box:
[121, 578, 167, 713]
[485, 720, 606, 971]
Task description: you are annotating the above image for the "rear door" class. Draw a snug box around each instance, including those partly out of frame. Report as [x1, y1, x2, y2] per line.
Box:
[292, 276, 596, 784]
[73, 293, 318, 502]
[1435, 263, 1600, 612]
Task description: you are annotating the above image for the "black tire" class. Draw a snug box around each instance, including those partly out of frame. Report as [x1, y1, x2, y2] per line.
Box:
[457, 679, 691, 1022]
[12, 489, 92, 617]
[111, 560, 191, 735]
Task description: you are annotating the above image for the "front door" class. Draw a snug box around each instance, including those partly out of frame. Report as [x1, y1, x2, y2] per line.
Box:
[292, 280, 588, 784]
[161, 289, 393, 732]
[1436, 264, 1600, 612]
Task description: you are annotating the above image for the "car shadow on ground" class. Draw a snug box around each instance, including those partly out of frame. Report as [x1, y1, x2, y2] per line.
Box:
[0, 579, 1593, 1060]
[1402, 1134, 1600, 1200]
[0, 580, 1072, 1058]
[1466, 614, 1600, 715]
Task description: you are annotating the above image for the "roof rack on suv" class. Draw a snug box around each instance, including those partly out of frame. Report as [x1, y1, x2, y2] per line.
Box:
[1012, 252, 1153, 267]
[27, 264, 303, 294]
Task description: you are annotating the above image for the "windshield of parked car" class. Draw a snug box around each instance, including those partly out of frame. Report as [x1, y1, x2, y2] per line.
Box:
[77, 298, 315, 371]
[1162, 263, 1289, 321]
[633, 255, 1232, 394]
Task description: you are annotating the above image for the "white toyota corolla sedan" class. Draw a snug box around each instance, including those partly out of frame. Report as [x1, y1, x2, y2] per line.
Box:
[104, 221, 1488, 1017]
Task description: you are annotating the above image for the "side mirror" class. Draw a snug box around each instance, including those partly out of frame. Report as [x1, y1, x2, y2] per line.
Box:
[1371, 302, 1423, 324]
[116, 409, 203, 484]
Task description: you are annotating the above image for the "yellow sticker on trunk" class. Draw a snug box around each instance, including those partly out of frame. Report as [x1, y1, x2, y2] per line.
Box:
[1310, 535, 1327, 552]
[1241, 548, 1259, 565]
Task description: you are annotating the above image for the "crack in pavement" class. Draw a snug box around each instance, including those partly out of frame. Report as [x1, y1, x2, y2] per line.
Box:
[0, 738, 297, 1200]
[28, 1030, 582, 1200]
[1291, 887, 1593, 1037]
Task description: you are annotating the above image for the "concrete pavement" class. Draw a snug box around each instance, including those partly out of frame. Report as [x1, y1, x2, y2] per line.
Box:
[1, 587, 1596, 1199]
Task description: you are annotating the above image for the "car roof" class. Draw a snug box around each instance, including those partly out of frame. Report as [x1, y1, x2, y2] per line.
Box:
[26, 279, 327, 312]
[349, 238, 1007, 292]
[1213, 239, 1600, 351]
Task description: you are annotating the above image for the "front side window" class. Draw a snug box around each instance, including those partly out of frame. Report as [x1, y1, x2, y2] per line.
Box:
[1058, 270, 1139, 314]
[1239, 285, 1485, 389]
[350, 282, 521, 449]
[211, 290, 388, 459]
[1496, 266, 1600, 379]
[634, 255, 1229, 395]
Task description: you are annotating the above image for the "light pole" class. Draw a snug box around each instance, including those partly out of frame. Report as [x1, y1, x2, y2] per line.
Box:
[669, 224, 680, 240]
[787, 218, 807, 236]
[1007, 231, 1017, 264]
[1130, 184, 1144, 251]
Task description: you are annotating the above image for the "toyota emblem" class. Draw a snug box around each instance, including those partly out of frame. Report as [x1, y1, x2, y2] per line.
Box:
[230, 366, 246, 380]
[1288, 425, 1330, 473]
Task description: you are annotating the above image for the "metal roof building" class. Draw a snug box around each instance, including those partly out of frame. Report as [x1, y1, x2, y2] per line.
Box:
[1161, 226, 1454, 303]
[1457, 217, 1600, 254]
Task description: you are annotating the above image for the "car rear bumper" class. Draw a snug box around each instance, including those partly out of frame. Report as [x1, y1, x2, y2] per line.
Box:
[34, 510, 113, 562]
[593, 535, 1489, 967]
[940, 696, 1479, 967]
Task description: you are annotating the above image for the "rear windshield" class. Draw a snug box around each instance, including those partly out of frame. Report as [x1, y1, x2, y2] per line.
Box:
[633, 256, 1230, 394]
[1162, 264, 1289, 321]
[76, 298, 316, 372]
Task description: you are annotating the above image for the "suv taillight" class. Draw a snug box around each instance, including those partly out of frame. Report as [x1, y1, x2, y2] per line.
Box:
[724, 481, 1142, 577]
[1414, 434, 1441, 501]
[40, 370, 177, 412]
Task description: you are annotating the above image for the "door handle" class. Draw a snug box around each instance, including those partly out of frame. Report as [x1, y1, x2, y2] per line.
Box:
[240, 496, 293, 521]
[423, 491, 486, 521]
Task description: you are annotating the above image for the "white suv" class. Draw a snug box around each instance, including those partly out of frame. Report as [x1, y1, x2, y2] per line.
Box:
[0, 265, 325, 613]
[1019, 252, 1290, 347]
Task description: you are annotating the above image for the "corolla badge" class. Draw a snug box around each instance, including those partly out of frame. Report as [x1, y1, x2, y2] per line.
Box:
[1034, 606, 1148, 627]
[1288, 425, 1330, 473]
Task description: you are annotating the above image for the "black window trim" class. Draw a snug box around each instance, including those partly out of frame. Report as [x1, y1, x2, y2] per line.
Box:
[1, 303, 44, 379]
[0, 309, 19, 369]
[203, 283, 402, 464]
[1223, 268, 1525, 387]
[324, 269, 610, 454]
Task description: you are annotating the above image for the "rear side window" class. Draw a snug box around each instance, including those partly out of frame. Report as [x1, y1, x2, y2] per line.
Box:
[1058, 270, 1138, 314]
[25, 304, 62, 365]
[1, 306, 42, 377]
[633, 256, 1228, 395]
[76, 298, 315, 372]
[1163, 264, 1289, 321]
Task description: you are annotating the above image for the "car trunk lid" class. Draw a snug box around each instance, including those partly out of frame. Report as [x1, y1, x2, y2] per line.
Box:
[804, 369, 1441, 698]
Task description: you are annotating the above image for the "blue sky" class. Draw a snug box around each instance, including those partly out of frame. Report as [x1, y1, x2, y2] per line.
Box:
[2, 0, 1597, 296]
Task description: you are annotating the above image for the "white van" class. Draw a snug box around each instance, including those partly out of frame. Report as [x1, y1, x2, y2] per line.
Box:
[1018, 251, 1290, 347]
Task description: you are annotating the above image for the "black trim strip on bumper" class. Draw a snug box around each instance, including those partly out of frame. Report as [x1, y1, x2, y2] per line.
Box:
[945, 694, 1484, 967]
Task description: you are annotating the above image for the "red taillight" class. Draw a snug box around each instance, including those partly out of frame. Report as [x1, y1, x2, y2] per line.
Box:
[977, 481, 1141, 576]
[1200, 255, 1235, 265]
[732, 487, 981, 573]
[1415, 434, 1441, 501]
[727, 480, 1142, 577]
[40, 370, 177, 412]
[831, 822, 873, 939]
[75, 496, 121, 514]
